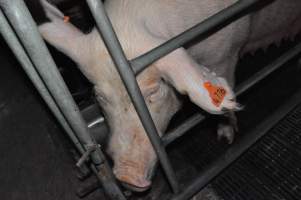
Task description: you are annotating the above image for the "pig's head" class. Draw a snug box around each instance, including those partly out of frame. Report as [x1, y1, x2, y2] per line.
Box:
[38, 0, 239, 191]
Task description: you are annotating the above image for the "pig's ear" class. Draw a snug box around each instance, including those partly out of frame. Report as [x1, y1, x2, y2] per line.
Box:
[38, 0, 87, 64]
[156, 48, 240, 114]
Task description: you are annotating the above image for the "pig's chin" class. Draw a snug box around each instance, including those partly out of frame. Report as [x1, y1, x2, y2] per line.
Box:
[113, 163, 153, 192]
[121, 181, 151, 192]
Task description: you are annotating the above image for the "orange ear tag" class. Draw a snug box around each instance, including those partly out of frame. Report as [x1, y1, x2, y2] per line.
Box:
[203, 81, 227, 107]
[63, 16, 70, 23]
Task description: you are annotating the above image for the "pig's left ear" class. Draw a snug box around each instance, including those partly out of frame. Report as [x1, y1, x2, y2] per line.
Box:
[38, 0, 88, 64]
[156, 48, 240, 114]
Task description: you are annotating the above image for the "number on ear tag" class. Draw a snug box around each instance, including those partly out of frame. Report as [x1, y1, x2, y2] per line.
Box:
[203, 81, 227, 107]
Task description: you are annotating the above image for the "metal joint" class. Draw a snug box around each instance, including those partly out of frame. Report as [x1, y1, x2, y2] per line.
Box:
[76, 144, 102, 168]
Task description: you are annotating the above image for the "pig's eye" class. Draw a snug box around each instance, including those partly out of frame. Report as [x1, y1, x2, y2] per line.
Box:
[95, 90, 109, 105]
[98, 95, 107, 103]
[145, 84, 166, 103]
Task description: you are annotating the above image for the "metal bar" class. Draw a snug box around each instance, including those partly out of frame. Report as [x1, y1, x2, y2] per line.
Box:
[86, 0, 180, 193]
[0, 12, 94, 185]
[162, 42, 301, 145]
[88, 117, 105, 128]
[235, 42, 301, 96]
[131, 0, 275, 75]
[0, 9, 85, 156]
[169, 88, 301, 200]
[162, 113, 205, 146]
[0, 0, 102, 164]
[0, 1, 125, 199]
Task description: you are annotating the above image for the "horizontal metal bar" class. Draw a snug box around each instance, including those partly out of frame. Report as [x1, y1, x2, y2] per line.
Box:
[131, 0, 275, 75]
[0, 9, 85, 156]
[86, 0, 180, 193]
[163, 113, 205, 146]
[0, 1, 125, 199]
[162, 42, 301, 146]
[170, 87, 301, 200]
[235, 42, 301, 96]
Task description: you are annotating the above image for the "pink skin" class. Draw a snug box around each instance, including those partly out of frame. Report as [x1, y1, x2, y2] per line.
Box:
[38, 0, 301, 191]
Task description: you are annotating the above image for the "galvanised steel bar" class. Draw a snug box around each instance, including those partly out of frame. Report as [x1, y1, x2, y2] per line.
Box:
[86, 0, 180, 193]
[235, 42, 301, 96]
[0, 1, 125, 199]
[162, 42, 301, 146]
[0, 9, 84, 156]
[0, 0, 101, 162]
[162, 113, 206, 146]
[169, 88, 301, 200]
[131, 0, 275, 75]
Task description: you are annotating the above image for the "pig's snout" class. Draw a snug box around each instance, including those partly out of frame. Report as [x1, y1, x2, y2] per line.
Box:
[120, 178, 151, 192]
[113, 162, 152, 192]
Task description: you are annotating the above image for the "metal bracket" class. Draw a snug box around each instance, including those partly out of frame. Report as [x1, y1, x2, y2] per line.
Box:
[76, 144, 101, 168]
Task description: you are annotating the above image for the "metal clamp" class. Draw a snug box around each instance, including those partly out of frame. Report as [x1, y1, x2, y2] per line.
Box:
[76, 144, 101, 168]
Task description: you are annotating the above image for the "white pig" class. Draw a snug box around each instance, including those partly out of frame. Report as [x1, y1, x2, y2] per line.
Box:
[36, 0, 301, 192]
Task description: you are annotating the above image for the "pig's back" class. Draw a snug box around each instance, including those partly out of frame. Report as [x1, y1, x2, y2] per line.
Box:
[145, 0, 301, 54]
[143, 0, 248, 62]
[147, 0, 237, 40]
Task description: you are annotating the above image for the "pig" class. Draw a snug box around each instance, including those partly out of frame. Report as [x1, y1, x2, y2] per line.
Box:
[30, 0, 301, 192]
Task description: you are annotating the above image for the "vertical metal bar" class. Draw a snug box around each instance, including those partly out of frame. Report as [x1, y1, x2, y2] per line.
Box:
[86, 0, 179, 193]
[0, 0, 100, 163]
[131, 0, 275, 75]
[0, 9, 85, 155]
[0, 1, 125, 199]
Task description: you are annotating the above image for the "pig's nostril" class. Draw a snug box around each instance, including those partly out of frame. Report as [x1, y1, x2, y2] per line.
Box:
[121, 181, 151, 192]
[114, 171, 151, 192]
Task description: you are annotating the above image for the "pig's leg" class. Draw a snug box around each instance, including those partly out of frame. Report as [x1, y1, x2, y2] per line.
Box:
[217, 111, 238, 144]
[213, 55, 239, 144]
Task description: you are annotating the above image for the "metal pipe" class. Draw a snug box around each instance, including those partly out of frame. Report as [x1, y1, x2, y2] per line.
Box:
[162, 42, 301, 146]
[0, 0, 102, 164]
[0, 1, 125, 199]
[86, 0, 179, 193]
[162, 113, 205, 146]
[170, 88, 301, 200]
[235, 42, 301, 96]
[88, 117, 105, 128]
[131, 0, 275, 75]
[0, 9, 85, 156]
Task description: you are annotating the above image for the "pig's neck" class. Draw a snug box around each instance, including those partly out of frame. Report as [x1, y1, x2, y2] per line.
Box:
[91, 1, 159, 60]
